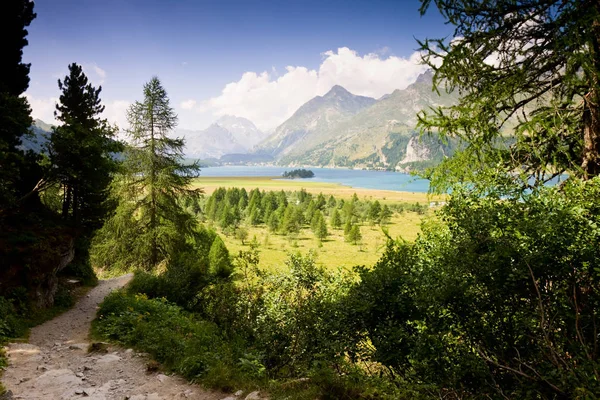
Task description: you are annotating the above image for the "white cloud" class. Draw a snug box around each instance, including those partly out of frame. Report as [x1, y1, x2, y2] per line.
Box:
[25, 94, 59, 125]
[82, 63, 107, 85]
[198, 47, 428, 131]
[180, 99, 197, 110]
[103, 100, 130, 132]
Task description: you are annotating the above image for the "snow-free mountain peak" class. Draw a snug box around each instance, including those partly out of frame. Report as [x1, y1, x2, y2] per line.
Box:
[254, 85, 376, 158]
[180, 115, 266, 159]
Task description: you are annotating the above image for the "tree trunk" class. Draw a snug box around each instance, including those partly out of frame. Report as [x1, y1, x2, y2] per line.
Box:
[62, 184, 71, 219]
[582, 10, 600, 179]
[150, 100, 157, 268]
[72, 183, 78, 224]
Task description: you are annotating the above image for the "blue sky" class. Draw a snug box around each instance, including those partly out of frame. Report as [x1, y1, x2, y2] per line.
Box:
[25, 0, 453, 131]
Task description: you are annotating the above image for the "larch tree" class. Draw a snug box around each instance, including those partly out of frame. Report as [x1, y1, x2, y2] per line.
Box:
[418, 0, 600, 192]
[92, 77, 200, 271]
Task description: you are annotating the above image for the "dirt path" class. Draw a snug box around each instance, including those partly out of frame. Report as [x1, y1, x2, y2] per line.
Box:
[1, 275, 253, 400]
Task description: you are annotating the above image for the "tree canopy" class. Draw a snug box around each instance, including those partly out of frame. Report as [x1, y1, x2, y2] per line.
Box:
[91, 77, 201, 271]
[0, 0, 36, 206]
[49, 63, 122, 230]
[418, 0, 600, 192]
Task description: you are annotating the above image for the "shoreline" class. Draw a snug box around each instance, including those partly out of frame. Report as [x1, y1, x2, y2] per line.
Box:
[192, 176, 443, 203]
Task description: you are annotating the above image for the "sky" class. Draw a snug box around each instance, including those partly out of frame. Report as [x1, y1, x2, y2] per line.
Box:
[24, 0, 453, 132]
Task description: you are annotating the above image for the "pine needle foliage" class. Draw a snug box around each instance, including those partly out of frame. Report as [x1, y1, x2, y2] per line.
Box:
[92, 77, 201, 271]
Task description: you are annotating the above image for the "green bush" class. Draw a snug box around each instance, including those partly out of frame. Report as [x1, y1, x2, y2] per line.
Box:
[351, 179, 600, 398]
[94, 291, 243, 388]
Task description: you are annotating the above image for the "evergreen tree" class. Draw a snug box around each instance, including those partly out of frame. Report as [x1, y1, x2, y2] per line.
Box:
[0, 0, 36, 207]
[343, 219, 353, 236]
[91, 77, 200, 270]
[327, 195, 337, 209]
[346, 224, 362, 245]
[330, 208, 342, 229]
[368, 200, 382, 225]
[419, 0, 600, 190]
[281, 204, 301, 235]
[380, 204, 392, 225]
[208, 235, 232, 278]
[315, 214, 328, 241]
[49, 63, 122, 230]
[267, 212, 280, 233]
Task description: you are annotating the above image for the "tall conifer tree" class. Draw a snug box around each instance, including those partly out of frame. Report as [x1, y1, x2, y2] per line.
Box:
[49, 63, 122, 230]
[92, 77, 200, 270]
[0, 0, 36, 207]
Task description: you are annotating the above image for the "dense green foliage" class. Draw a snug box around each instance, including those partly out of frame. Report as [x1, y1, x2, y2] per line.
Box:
[91, 77, 201, 271]
[351, 179, 600, 398]
[0, 0, 36, 207]
[418, 0, 600, 191]
[48, 63, 122, 230]
[202, 187, 405, 242]
[282, 169, 314, 179]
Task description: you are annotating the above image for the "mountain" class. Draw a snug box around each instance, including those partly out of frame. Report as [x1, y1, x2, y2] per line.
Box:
[270, 70, 460, 170]
[181, 115, 266, 159]
[254, 85, 376, 159]
[20, 119, 53, 153]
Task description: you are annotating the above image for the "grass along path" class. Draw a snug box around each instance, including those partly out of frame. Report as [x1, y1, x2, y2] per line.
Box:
[1, 275, 238, 400]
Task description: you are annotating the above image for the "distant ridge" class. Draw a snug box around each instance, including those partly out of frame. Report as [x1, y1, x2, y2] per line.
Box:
[181, 115, 267, 159]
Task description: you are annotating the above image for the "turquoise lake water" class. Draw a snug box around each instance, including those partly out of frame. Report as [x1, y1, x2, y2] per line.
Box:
[199, 166, 431, 192]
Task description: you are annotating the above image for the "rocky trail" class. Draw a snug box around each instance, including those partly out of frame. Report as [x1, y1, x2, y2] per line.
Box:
[1, 275, 263, 400]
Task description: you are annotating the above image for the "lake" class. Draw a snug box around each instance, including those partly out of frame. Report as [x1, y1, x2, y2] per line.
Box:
[199, 166, 430, 192]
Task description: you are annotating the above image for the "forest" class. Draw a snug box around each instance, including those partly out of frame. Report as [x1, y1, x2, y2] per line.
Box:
[2, 0, 600, 399]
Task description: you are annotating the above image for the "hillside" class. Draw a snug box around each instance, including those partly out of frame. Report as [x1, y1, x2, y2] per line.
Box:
[255, 85, 376, 158]
[275, 70, 460, 169]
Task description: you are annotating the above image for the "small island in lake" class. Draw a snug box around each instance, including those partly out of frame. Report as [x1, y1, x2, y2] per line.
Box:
[282, 169, 315, 179]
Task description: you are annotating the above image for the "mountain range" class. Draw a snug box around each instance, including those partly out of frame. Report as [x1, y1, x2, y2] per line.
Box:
[178, 115, 267, 159]
[27, 71, 459, 170]
[252, 69, 459, 170]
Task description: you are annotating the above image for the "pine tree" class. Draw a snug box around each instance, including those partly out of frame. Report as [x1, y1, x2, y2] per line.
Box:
[0, 0, 37, 207]
[49, 63, 122, 230]
[91, 77, 200, 271]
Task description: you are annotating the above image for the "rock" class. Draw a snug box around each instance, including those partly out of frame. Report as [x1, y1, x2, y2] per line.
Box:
[75, 372, 84, 378]
[69, 343, 88, 351]
[147, 394, 162, 400]
[75, 389, 83, 395]
[221, 397, 237, 400]
[156, 373, 167, 383]
[83, 365, 92, 371]
[37, 365, 48, 371]
[235, 391, 243, 396]
[244, 392, 261, 400]
[128, 396, 146, 400]
[96, 354, 121, 363]
[125, 348, 133, 354]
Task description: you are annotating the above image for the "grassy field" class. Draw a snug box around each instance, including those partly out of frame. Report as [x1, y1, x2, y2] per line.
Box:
[192, 176, 443, 204]
[194, 176, 436, 272]
[216, 210, 427, 273]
